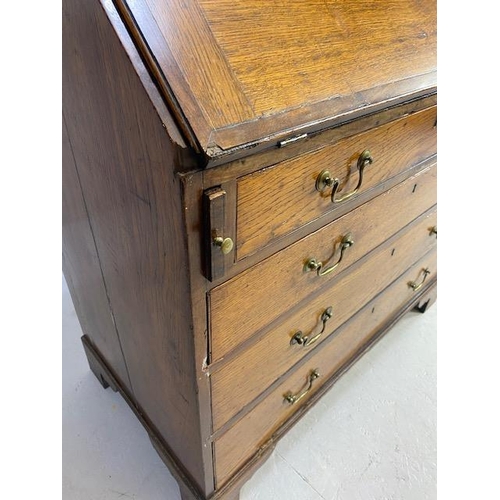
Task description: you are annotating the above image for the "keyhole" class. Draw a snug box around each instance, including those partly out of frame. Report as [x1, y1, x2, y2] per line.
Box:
[412, 184, 418, 193]
[391, 248, 396, 256]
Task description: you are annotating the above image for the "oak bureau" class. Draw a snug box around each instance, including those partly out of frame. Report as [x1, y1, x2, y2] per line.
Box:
[62, 0, 437, 498]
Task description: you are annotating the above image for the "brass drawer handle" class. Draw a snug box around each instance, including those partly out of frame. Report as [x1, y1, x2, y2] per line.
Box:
[284, 370, 320, 405]
[305, 233, 354, 276]
[315, 150, 373, 203]
[408, 267, 431, 292]
[290, 307, 333, 347]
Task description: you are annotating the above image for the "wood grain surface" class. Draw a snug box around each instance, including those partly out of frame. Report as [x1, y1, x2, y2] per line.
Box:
[64, 0, 437, 497]
[117, 0, 436, 155]
[63, 0, 210, 493]
[63, 117, 132, 391]
[203, 95, 437, 174]
[200, 0, 435, 116]
[213, 248, 437, 486]
[209, 165, 436, 362]
[211, 206, 437, 432]
[236, 106, 436, 259]
[143, 0, 255, 129]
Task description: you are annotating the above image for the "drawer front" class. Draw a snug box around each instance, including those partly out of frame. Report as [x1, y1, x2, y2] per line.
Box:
[236, 106, 436, 260]
[211, 206, 437, 431]
[213, 249, 437, 487]
[209, 164, 436, 362]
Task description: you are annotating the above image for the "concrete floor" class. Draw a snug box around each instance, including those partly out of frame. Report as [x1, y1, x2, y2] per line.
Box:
[62, 277, 436, 500]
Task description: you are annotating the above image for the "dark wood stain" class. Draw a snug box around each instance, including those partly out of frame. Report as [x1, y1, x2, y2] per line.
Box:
[62, 116, 131, 390]
[63, 0, 211, 494]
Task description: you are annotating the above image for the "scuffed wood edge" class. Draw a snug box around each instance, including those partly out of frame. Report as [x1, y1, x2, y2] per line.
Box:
[101, 0, 198, 154]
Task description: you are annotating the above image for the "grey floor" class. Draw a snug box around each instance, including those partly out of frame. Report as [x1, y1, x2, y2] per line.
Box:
[62, 277, 436, 500]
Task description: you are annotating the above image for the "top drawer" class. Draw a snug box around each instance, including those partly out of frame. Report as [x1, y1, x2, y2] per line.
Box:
[236, 106, 436, 260]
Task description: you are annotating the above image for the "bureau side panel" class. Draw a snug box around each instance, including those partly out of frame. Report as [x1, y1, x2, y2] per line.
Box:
[62, 0, 207, 491]
[63, 117, 131, 389]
